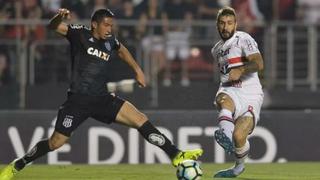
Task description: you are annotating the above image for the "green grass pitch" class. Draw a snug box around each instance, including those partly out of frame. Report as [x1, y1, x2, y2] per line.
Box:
[1, 162, 320, 180]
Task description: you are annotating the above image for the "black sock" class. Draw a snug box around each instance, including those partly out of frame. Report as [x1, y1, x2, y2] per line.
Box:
[14, 139, 52, 171]
[138, 121, 180, 159]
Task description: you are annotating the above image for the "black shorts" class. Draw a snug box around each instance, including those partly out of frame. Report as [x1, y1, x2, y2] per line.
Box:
[55, 93, 125, 137]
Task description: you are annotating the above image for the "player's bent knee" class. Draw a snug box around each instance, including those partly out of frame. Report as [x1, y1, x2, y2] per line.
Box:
[216, 93, 228, 105]
[215, 93, 234, 111]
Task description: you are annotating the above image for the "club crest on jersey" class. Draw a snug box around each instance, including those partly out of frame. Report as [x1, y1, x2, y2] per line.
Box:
[87, 47, 110, 61]
[62, 115, 73, 128]
[104, 42, 111, 51]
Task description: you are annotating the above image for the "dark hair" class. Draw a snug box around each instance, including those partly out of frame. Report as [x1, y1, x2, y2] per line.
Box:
[216, 7, 236, 22]
[91, 9, 115, 23]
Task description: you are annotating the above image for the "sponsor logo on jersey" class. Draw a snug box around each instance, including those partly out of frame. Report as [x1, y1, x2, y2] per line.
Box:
[87, 47, 110, 61]
[70, 24, 90, 31]
[217, 47, 231, 58]
[70, 24, 84, 29]
[245, 39, 255, 51]
[62, 115, 73, 128]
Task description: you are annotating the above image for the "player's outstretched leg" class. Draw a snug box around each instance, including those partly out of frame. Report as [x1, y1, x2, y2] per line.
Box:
[172, 149, 203, 167]
[0, 132, 67, 180]
[137, 120, 203, 167]
[213, 140, 249, 178]
[0, 160, 18, 180]
[0, 139, 52, 180]
[116, 101, 204, 167]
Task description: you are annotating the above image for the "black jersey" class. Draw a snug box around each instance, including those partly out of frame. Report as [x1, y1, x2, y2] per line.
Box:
[65, 24, 121, 96]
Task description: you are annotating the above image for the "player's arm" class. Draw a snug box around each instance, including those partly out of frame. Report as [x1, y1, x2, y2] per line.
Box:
[228, 53, 263, 81]
[117, 43, 146, 88]
[239, 53, 264, 74]
[48, 8, 70, 36]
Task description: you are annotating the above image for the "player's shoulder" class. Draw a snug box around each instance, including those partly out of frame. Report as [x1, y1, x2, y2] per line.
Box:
[105, 34, 121, 50]
[108, 34, 120, 43]
[235, 31, 255, 41]
[212, 40, 223, 53]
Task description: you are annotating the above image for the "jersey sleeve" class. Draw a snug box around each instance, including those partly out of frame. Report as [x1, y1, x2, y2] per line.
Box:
[211, 42, 220, 61]
[112, 35, 121, 50]
[66, 24, 85, 42]
[211, 47, 216, 62]
[240, 33, 260, 56]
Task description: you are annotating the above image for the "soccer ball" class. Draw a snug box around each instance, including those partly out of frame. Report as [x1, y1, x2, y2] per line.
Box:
[176, 160, 203, 180]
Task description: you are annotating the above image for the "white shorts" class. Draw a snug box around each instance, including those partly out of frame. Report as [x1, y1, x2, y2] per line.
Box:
[166, 31, 190, 60]
[215, 86, 264, 125]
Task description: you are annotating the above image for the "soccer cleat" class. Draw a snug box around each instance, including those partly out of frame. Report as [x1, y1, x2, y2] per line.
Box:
[213, 166, 245, 178]
[172, 149, 203, 167]
[0, 161, 18, 180]
[214, 129, 235, 154]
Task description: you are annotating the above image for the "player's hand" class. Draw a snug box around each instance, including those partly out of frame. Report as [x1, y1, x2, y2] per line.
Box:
[228, 68, 243, 81]
[135, 70, 146, 88]
[57, 8, 71, 20]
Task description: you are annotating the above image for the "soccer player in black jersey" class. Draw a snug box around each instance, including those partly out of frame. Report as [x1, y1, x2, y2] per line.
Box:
[0, 8, 203, 179]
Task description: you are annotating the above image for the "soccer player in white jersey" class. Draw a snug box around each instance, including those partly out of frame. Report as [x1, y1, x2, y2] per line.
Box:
[211, 7, 264, 178]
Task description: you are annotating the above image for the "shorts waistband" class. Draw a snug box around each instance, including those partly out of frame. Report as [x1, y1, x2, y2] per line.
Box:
[221, 80, 242, 88]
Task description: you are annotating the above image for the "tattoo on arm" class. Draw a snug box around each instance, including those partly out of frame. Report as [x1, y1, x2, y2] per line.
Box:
[238, 53, 263, 75]
[240, 60, 260, 74]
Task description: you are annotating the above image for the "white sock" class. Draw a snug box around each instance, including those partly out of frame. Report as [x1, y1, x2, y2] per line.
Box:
[218, 109, 234, 141]
[233, 140, 250, 175]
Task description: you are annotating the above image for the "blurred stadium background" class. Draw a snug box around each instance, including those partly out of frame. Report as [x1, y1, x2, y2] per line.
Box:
[1, 0, 320, 178]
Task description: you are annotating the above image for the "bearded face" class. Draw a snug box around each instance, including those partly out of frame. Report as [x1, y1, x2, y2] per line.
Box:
[217, 15, 237, 41]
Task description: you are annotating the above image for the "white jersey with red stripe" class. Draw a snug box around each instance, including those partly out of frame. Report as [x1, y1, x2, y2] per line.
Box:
[211, 31, 263, 94]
